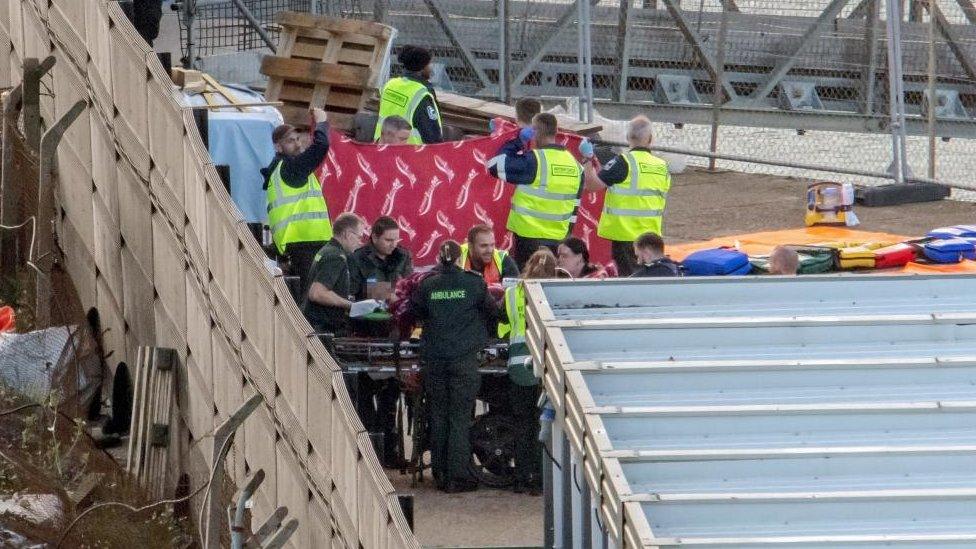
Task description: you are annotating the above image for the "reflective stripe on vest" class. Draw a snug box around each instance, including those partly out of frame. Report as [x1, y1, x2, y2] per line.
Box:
[500, 285, 530, 369]
[460, 243, 507, 275]
[597, 150, 670, 242]
[506, 148, 582, 240]
[373, 77, 442, 145]
[266, 161, 333, 254]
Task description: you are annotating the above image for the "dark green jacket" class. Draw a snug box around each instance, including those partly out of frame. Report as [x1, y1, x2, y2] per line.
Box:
[409, 264, 498, 360]
[301, 239, 352, 334]
[350, 243, 413, 300]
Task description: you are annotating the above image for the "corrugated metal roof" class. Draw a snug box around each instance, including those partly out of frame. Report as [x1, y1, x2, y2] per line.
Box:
[525, 275, 976, 549]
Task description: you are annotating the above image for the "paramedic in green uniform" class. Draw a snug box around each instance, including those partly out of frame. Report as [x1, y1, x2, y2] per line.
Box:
[374, 45, 443, 144]
[498, 248, 556, 494]
[409, 240, 498, 493]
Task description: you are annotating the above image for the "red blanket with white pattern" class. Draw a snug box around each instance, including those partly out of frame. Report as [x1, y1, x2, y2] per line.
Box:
[316, 120, 610, 265]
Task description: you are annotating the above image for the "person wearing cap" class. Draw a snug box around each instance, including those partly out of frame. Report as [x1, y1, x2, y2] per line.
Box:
[583, 115, 671, 277]
[374, 45, 443, 144]
[262, 108, 333, 289]
[486, 112, 588, 269]
[409, 240, 497, 493]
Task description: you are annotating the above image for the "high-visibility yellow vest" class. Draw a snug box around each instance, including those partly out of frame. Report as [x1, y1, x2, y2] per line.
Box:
[498, 283, 536, 386]
[597, 150, 670, 241]
[266, 160, 332, 254]
[506, 149, 582, 240]
[459, 243, 508, 274]
[373, 77, 442, 145]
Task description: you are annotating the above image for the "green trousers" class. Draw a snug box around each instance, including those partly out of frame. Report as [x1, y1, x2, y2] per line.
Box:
[423, 354, 481, 483]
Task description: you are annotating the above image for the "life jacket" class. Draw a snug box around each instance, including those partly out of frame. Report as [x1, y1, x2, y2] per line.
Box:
[265, 160, 332, 254]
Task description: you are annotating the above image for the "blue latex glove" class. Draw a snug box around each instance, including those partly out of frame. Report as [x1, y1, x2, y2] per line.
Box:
[519, 126, 535, 144]
[579, 139, 594, 159]
[488, 119, 496, 133]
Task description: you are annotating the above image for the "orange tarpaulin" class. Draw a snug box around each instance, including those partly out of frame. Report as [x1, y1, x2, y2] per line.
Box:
[667, 226, 976, 274]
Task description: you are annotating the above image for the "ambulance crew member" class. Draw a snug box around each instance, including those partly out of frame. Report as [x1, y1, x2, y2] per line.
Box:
[498, 248, 555, 495]
[459, 224, 519, 285]
[263, 108, 333, 289]
[409, 241, 497, 493]
[374, 46, 443, 144]
[583, 115, 670, 277]
[301, 213, 366, 336]
[486, 113, 585, 269]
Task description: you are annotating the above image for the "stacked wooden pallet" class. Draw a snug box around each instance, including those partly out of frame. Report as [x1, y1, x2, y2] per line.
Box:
[261, 12, 394, 130]
[366, 91, 604, 137]
[126, 347, 176, 499]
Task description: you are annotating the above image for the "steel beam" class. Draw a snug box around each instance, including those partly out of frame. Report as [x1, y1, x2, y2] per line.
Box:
[659, 0, 738, 101]
[228, 0, 276, 53]
[422, 0, 491, 89]
[922, 0, 976, 86]
[955, 0, 976, 24]
[746, 0, 851, 103]
[22, 56, 56, 153]
[512, 0, 600, 88]
[35, 100, 86, 327]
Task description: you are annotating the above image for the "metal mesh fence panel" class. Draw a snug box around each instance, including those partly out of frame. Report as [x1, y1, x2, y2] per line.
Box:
[177, 0, 976, 191]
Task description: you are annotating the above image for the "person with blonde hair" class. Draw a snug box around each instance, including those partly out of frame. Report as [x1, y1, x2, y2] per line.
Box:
[408, 240, 498, 493]
[498, 247, 556, 494]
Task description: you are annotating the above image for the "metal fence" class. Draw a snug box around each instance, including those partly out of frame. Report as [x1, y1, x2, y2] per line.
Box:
[180, 1, 976, 191]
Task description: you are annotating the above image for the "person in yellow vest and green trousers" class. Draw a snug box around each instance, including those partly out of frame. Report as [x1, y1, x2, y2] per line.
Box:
[487, 113, 599, 269]
[263, 108, 333, 289]
[498, 248, 556, 494]
[583, 115, 671, 277]
[458, 224, 519, 286]
[374, 45, 443, 144]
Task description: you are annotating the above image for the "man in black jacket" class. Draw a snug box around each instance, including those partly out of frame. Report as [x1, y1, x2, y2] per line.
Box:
[409, 240, 497, 492]
[351, 216, 413, 301]
[630, 231, 682, 278]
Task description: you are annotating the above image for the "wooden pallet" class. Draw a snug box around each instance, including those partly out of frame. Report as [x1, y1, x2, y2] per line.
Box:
[126, 346, 176, 499]
[262, 12, 394, 130]
[367, 90, 604, 137]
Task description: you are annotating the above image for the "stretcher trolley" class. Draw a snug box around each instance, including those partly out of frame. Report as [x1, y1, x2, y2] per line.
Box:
[327, 335, 519, 489]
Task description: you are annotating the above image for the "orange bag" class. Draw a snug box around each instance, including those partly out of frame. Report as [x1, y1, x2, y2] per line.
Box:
[0, 306, 14, 332]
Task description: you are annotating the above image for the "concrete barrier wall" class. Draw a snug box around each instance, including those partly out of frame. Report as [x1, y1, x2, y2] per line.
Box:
[0, 1, 417, 546]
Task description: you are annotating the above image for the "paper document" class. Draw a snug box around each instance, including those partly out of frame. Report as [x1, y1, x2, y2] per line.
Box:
[350, 299, 384, 318]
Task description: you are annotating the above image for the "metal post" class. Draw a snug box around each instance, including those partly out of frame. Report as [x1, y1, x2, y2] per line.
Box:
[860, 0, 880, 114]
[577, 0, 586, 122]
[183, 0, 196, 69]
[205, 394, 263, 549]
[927, 0, 937, 179]
[560, 429, 573, 548]
[22, 57, 56, 153]
[583, 0, 595, 122]
[543, 435, 554, 548]
[374, 0, 387, 23]
[709, 4, 729, 171]
[499, 0, 510, 102]
[885, 0, 910, 183]
[613, 0, 631, 102]
[230, 470, 265, 549]
[1, 85, 24, 279]
[36, 101, 86, 327]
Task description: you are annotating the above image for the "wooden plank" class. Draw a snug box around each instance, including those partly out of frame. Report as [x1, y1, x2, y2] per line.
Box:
[276, 10, 394, 40]
[260, 56, 372, 87]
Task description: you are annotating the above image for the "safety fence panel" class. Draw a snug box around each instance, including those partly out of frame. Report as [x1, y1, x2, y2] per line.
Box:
[1, 1, 420, 546]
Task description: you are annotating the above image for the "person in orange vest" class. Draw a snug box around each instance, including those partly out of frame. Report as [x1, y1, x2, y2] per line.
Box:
[458, 224, 519, 285]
